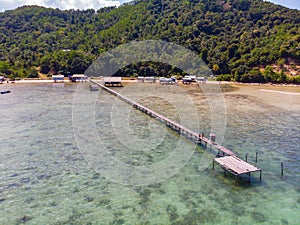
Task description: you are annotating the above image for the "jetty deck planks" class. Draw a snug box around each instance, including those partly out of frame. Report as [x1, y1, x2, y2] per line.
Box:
[214, 156, 261, 175]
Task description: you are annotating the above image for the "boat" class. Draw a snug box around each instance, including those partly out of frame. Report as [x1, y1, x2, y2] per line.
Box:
[0, 91, 11, 94]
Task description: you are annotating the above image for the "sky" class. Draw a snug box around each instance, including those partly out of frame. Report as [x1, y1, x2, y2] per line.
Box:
[268, 0, 300, 10]
[0, 0, 128, 12]
[0, 0, 299, 12]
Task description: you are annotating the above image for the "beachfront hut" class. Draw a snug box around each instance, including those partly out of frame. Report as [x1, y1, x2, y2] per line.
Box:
[137, 77, 144, 82]
[182, 76, 192, 84]
[159, 77, 175, 85]
[70, 74, 88, 82]
[197, 77, 207, 84]
[102, 77, 123, 87]
[144, 77, 156, 83]
[0, 76, 4, 83]
[52, 75, 64, 82]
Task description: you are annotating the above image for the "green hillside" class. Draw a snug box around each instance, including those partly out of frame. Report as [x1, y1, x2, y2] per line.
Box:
[0, 0, 299, 83]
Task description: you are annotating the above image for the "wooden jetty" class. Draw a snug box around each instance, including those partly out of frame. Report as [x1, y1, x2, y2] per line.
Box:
[91, 80, 261, 184]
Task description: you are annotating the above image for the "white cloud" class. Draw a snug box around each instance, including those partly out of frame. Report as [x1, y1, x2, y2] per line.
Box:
[1, 0, 300, 13]
[268, 0, 300, 10]
[0, 0, 129, 12]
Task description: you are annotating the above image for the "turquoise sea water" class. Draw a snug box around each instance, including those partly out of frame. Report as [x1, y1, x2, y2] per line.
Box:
[0, 82, 299, 224]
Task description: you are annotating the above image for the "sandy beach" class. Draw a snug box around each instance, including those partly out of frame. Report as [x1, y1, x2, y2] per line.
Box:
[1, 79, 71, 84]
[225, 83, 300, 111]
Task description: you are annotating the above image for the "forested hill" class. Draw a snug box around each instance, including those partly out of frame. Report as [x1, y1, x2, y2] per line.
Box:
[0, 0, 300, 83]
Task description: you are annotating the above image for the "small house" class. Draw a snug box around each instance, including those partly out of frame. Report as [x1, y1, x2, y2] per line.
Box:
[70, 74, 88, 82]
[102, 77, 123, 87]
[144, 77, 156, 83]
[159, 77, 175, 85]
[137, 77, 145, 82]
[0, 76, 4, 83]
[52, 75, 64, 82]
[197, 77, 207, 84]
[182, 76, 192, 84]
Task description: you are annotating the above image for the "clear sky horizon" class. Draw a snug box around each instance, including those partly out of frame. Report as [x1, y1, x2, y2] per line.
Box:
[268, 0, 300, 10]
[0, 0, 299, 12]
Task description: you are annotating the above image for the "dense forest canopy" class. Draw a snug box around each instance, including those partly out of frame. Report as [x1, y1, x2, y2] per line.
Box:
[0, 0, 299, 83]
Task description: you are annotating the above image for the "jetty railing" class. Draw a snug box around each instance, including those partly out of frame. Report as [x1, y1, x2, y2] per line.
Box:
[90, 79, 261, 184]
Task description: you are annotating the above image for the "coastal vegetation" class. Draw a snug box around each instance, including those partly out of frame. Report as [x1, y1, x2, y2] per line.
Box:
[0, 0, 299, 83]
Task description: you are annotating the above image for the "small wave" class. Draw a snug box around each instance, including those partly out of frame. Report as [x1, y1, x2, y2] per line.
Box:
[259, 89, 300, 95]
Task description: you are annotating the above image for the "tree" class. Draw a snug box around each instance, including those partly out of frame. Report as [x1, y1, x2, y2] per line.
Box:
[40, 55, 52, 74]
[240, 69, 265, 83]
[233, 65, 250, 82]
[70, 57, 88, 74]
[27, 67, 39, 78]
[278, 70, 287, 83]
[232, 0, 251, 11]
[0, 61, 11, 75]
[200, 48, 209, 64]
[216, 74, 232, 81]
[212, 64, 220, 75]
[277, 58, 285, 69]
[228, 44, 239, 59]
[263, 66, 275, 82]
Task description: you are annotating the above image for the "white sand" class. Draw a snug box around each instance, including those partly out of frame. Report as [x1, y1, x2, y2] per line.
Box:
[11, 79, 70, 84]
[259, 89, 300, 95]
[228, 84, 300, 111]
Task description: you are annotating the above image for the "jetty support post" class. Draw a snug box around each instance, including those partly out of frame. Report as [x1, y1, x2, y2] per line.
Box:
[281, 162, 284, 176]
[198, 134, 202, 144]
[245, 153, 248, 162]
[248, 172, 251, 184]
[255, 152, 258, 163]
[259, 170, 262, 181]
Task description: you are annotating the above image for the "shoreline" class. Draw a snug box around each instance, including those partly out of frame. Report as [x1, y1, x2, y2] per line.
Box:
[1, 78, 299, 88]
[0, 79, 71, 84]
[217, 81, 300, 88]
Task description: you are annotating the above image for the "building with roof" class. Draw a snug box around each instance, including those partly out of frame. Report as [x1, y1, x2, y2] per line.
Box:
[70, 74, 88, 82]
[52, 75, 64, 82]
[102, 77, 123, 87]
